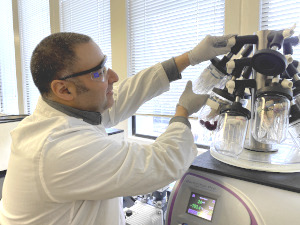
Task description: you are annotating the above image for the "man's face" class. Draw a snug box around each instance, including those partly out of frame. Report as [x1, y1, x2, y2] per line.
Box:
[69, 41, 119, 113]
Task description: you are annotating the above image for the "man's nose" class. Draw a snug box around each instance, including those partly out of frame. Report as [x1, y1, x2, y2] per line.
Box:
[107, 68, 119, 83]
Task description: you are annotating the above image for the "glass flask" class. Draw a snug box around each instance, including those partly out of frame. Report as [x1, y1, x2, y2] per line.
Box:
[252, 94, 290, 144]
[193, 64, 230, 94]
[198, 91, 233, 131]
[289, 121, 300, 150]
[213, 103, 250, 157]
[289, 104, 300, 150]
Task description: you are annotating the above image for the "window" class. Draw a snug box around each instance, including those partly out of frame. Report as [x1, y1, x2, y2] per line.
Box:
[0, 0, 18, 114]
[0, 0, 112, 115]
[59, 0, 112, 69]
[261, 0, 300, 59]
[18, 0, 51, 114]
[127, 0, 226, 146]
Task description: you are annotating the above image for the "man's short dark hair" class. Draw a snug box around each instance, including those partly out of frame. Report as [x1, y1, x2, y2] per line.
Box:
[30, 32, 92, 96]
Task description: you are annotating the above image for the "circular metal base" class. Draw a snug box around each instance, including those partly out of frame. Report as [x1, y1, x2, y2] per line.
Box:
[210, 145, 300, 173]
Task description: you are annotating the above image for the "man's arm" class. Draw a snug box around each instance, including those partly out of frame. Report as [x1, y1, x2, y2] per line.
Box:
[102, 34, 235, 127]
[169, 80, 209, 129]
[174, 34, 236, 73]
[174, 52, 190, 73]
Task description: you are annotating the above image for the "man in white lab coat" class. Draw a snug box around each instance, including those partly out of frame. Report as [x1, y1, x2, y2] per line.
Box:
[0, 32, 234, 225]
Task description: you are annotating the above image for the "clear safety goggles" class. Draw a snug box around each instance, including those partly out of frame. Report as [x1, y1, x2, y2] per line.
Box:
[59, 55, 108, 82]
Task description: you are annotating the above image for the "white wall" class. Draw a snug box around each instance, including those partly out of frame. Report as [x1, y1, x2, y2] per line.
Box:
[110, 0, 130, 136]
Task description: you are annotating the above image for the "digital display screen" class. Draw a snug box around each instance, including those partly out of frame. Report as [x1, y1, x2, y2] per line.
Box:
[186, 192, 216, 221]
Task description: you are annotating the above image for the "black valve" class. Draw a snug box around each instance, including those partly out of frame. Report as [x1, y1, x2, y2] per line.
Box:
[242, 66, 253, 80]
[234, 79, 256, 98]
[231, 35, 258, 54]
[292, 60, 299, 68]
[286, 63, 299, 78]
[231, 58, 252, 78]
[268, 30, 284, 50]
[283, 36, 300, 55]
[240, 45, 253, 57]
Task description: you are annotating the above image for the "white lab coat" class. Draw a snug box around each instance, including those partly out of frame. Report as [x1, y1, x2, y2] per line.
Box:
[0, 63, 197, 225]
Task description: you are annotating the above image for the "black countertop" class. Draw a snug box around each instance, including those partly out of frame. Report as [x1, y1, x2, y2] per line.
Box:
[190, 151, 300, 193]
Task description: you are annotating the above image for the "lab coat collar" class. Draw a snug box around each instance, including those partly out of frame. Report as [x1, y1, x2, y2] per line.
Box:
[42, 97, 102, 125]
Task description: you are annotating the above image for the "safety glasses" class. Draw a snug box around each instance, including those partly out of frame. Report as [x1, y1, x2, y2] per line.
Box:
[59, 55, 108, 82]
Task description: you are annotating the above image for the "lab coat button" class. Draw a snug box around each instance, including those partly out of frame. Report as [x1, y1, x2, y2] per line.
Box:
[125, 209, 133, 217]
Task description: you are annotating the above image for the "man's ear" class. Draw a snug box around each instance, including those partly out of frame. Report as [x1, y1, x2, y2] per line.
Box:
[50, 80, 75, 101]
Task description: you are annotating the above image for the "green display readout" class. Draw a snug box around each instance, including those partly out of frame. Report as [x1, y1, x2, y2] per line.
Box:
[186, 192, 216, 221]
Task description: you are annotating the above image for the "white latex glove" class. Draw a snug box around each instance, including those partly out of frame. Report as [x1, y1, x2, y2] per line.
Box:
[178, 81, 210, 116]
[188, 34, 236, 65]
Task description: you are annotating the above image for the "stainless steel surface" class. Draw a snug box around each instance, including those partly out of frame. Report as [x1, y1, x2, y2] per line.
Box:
[256, 30, 271, 51]
[254, 30, 270, 90]
[246, 30, 276, 152]
[244, 136, 277, 152]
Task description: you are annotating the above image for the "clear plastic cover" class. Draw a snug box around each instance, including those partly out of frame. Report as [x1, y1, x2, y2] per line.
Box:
[252, 95, 290, 144]
[198, 92, 233, 131]
[193, 64, 230, 94]
[213, 113, 248, 157]
[289, 120, 300, 150]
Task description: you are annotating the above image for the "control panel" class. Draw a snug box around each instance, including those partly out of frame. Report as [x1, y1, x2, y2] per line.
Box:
[166, 170, 263, 225]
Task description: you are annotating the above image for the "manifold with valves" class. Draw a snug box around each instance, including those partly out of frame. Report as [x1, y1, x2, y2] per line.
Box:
[193, 24, 300, 171]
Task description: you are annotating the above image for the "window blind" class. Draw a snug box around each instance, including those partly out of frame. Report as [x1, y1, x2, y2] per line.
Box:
[127, 0, 225, 117]
[0, 0, 18, 114]
[261, 0, 300, 59]
[18, 0, 51, 114]
[59, 0, 112, 69]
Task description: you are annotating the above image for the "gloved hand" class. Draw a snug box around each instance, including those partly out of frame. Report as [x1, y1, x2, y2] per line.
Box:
[178, 81, 209, 116]
[188, 34, 236, 65]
